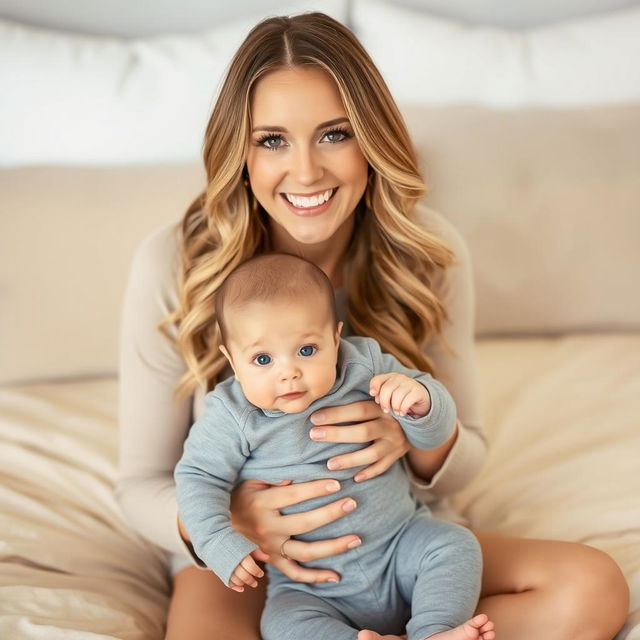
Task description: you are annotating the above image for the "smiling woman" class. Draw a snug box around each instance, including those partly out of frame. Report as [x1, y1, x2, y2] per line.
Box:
[114, 10, 630, 640]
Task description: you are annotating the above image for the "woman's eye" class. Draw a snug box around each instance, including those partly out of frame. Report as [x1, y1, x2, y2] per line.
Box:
[254, 354, 272, 366]
[322, 129, 349, 143]
[299, 345, 316, 357]
[257, 134, 284, 151]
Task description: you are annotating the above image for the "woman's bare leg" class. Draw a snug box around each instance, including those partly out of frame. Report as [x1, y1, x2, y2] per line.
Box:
[164, 534, 629, 640]
[474, 531, 629, 640]
[165, 566, 265, 640]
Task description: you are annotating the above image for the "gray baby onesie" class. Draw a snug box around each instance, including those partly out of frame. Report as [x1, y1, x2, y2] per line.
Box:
[175, 336, 482, 640]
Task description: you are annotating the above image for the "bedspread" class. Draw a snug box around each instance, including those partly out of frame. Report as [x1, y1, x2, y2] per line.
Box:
[1, 333, 638, 638]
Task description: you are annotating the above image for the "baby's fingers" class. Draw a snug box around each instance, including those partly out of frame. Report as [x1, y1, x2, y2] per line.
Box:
[389, 387, 413, 416]
[377, 378, 402, 414]
[231, 560, 262, 588]
[369, 373, 394, 398]
[240, 555, 265, 579]
[229, 574, 246, 592]
[398, 388, 423, 416]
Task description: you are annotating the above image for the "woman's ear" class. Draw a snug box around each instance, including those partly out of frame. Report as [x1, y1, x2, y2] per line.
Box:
[219, 344, 236, 375]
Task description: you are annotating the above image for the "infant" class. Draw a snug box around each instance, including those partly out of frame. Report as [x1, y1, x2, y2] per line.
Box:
[174, 253, 493, 640]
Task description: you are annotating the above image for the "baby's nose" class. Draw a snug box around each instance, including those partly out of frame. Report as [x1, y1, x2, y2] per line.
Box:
[279, 364, 301, 380]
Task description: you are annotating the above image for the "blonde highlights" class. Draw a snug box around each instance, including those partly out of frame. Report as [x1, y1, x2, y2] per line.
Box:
[162, 12, 455, 400]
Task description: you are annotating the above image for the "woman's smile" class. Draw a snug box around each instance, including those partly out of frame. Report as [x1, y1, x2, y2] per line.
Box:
[279, 187, 339, 216]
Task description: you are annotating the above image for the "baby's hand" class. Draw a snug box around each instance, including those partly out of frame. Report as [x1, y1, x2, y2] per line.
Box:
[228, 553, 264, 593]
[369, 373, 431, 418]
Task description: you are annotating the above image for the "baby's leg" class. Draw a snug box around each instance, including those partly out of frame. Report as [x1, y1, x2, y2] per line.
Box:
[395, 516, 484, 640]
[261, 588, 358, 640]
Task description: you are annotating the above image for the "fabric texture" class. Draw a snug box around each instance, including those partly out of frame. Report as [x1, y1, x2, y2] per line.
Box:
[352, 0, 640, 107]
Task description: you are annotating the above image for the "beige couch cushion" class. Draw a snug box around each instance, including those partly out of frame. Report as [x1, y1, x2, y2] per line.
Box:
[0, 165, 205, 384]
[406, 103, 640, 336]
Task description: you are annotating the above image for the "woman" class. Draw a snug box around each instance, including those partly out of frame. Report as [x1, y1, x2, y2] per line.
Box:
[116, 12, 629, 640]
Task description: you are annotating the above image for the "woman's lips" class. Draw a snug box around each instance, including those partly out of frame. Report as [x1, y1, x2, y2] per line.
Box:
[280, 188, 338, 217]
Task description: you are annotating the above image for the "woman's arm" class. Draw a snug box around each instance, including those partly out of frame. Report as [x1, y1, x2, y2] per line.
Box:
[116, 223, 194, 556]
[406, 207, 488, 494]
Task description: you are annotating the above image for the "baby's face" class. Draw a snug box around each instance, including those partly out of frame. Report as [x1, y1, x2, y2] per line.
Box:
[220, 297, 342, 413]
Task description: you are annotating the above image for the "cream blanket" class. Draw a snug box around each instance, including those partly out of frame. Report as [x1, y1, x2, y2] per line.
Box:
[1, 334, 638, 638]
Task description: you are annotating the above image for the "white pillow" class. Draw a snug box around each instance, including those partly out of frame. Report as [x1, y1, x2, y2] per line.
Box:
[0, 2, 347, 167]
[352, 0, 640, 107]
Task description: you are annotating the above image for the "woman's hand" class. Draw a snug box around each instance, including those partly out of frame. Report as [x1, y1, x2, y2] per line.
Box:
[229, 400, 409, 583]
[309, 399, 410, 483]
[230, 478, 362, 584]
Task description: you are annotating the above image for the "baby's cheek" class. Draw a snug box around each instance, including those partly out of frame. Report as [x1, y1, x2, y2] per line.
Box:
[318, 369, 338, 397]
[244, 386, 276, 411]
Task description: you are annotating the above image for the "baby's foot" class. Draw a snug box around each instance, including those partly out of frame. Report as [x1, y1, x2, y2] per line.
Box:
[357, 631, 406, 640]
[428, 614, 495, 640]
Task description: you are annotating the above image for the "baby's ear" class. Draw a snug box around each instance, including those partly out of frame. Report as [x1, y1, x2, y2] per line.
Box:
[335, 321, 343, 345]
[219, 344, 236, 374]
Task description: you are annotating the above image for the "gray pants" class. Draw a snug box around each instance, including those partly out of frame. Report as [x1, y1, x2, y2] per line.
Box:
[261, 514, 482, 640]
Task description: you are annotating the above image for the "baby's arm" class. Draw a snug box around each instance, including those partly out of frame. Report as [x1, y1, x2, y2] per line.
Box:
[364, 337, 457, 450]
[369, 372, 431, 418]
[174, 395, 258, 586]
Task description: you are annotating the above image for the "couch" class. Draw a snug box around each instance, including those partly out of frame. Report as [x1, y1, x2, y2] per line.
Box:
[1, 1, 639, 637]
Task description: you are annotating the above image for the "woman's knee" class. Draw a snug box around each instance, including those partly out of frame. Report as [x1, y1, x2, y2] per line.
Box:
[165, 566, 264, 640]
[550, 544, 629, 640]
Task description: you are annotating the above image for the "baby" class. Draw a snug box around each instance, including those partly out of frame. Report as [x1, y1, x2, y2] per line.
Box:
[174, 254, 494, 640]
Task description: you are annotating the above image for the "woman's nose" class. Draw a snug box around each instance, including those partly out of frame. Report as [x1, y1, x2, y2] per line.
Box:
[290, 145, 323, 185]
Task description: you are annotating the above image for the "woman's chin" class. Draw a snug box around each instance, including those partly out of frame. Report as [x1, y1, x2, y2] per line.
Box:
[284, 227, 336, 246]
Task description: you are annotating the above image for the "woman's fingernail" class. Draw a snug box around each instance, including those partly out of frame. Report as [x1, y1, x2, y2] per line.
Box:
[311, 412, 325, 424]
[325, 481, 340, 492]
[310, 428, 326, 440]
[354, 474, 363, 483]
[327, 577, 339, 583]
[343, 499, 356, 512]
[347, 537, 362, 549]
[327, 459, 340, 470]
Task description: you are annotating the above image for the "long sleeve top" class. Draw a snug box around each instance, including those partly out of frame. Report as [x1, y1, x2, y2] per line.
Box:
[116, 204, 487, 561]
[174, 336, 456, 586]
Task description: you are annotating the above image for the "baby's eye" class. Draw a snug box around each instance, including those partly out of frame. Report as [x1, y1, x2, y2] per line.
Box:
[299, 345, 317, 357]
[254, 354, 272, 366]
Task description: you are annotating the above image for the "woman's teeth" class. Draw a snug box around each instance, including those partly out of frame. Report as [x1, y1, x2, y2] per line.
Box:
[284, 188, 335, 208]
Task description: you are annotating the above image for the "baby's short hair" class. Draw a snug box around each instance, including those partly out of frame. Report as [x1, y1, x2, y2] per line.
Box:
[215, 253, 338, 345]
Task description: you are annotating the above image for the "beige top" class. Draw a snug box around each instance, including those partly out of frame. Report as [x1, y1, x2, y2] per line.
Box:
[115, 205, 487, 559]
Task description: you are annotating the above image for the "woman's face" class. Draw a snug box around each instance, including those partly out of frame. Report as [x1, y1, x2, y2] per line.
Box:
[245, 67, 369, 247]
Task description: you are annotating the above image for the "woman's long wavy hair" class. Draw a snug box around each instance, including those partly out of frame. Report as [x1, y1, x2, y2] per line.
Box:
[162, 12, 456, 400]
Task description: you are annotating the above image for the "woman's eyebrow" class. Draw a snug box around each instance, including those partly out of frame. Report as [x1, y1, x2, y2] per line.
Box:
[251, 117, 349, 133]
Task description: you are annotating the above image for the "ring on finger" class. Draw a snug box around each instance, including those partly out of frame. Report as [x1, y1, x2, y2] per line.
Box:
[280, 538, 291, 560]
